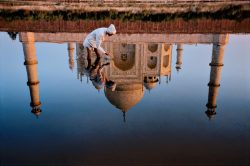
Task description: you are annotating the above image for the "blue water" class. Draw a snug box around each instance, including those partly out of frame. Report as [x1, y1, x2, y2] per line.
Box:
[0, 32, 249, 165]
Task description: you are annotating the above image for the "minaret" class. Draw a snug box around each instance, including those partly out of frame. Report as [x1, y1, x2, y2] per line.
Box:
[68, 42, 75, 71]
[206, 43, 226, 119]
[22, 32, 42, 116]
[176, 44, 183, 72]
[76, 52, 84, 83]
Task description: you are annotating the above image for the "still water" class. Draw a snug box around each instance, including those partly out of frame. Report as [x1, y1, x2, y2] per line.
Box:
[0, 32, 250, 165]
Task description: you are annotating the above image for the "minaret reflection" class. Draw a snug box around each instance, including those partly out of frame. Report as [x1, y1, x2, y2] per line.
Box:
[76, 43, 86, 83]
[18, 32, 229, 120]
[176, 44, 183, 72]
[68, 42, 75, 71]
[206, 43, 226, 119]
[22, 32, 42, 117]
[76, 43, 100, 84]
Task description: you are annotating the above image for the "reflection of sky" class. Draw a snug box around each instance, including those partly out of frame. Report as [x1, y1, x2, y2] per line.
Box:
[0, 32, 250, 164]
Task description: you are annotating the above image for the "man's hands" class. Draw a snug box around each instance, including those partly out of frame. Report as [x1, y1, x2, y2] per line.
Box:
[105, 52, 110, 56]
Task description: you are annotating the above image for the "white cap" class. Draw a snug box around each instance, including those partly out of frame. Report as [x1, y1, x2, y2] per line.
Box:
[107, 24, 116, 35]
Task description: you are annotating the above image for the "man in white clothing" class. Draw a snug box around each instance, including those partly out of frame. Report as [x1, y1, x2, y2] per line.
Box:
[83, 24, 116, 69]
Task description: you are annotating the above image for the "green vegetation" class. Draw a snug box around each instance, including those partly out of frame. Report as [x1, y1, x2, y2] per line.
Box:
[7, 32, 18, 40]
[0, 5, 249, 22]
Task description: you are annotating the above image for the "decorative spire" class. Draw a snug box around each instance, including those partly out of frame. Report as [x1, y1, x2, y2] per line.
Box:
[68, 42, 75, 72]
[176, 66, 181, 72]
[141, 81, 144, 92]
[176, 44, 183, 72]
[205, 108, 217, 120]
[22, 33, 42, 118]
[122, 111, 126, 123]
[31, 107, 42, 118]
[205, 43, 226, 119]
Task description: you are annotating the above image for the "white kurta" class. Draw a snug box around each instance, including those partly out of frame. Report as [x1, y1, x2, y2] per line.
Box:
[83, 28, 107, 54]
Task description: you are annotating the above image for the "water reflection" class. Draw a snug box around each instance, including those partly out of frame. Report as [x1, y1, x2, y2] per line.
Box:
[67, 42, 75, 71]
[21, 33, 41, 117]
[19, 32, 228, 120]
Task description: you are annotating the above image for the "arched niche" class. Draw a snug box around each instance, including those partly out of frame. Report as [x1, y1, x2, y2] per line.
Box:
[148, 43, 158, 53]
[113, 44, 136, 71]
[147, 56, 157, 69]
[164, 44, 171, 51]
[163, 54, 169, 68]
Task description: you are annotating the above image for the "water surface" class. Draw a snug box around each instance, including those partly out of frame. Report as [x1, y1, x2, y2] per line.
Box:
[0, 32, 250, 165]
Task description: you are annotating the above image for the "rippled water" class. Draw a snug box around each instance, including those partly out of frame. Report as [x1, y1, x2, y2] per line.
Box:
[0, 32, 250, 165]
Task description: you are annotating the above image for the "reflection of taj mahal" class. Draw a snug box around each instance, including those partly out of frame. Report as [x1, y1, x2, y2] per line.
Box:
[77, 42, 172, 86]
[19, 32, 228, 120]
[106, 43, 172, 113]
[76, 42, 173, 120]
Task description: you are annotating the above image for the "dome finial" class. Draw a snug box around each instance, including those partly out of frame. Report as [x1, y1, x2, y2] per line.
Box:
[122, 111, 126, 123]
[31, 107, 42, 118]
[176, 66, 181, 72]
[205, 108, 216, 120]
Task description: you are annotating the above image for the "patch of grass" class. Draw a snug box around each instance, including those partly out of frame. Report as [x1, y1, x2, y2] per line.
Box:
[0, 5, 249, 22]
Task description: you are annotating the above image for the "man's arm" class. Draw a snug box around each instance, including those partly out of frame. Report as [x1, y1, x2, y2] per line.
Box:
[96, 34, 106, 54]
